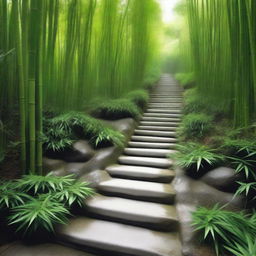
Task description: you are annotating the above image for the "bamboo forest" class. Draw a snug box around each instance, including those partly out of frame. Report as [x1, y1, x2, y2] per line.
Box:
[0, 0, 256, 255]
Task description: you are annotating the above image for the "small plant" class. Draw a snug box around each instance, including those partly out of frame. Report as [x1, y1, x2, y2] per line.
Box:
[179, 113, 212, 139]
[42, 112, 125, 150]
[126, 89, 149, 109]
[8, 194, 69, 233]
[175, 72, 195, 87]
[0, 174, 94, 234]
[90, 98, 141, 120]
[192, 205, 256, 255]
[0, 181, 27, 208]
[171, 142, 224, 171]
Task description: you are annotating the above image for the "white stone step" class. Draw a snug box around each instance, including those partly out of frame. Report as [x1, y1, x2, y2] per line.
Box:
[57, 217, 182, 256]
[85, 195, 178, 230]
[124, 147, 176, 157]
[106, 164, 175, 182]
[118, 156, 173, 168]
[141, 117, 181, 122]
[147, 109, 182, 114]
[131, 135, 177, 143]
[140, 121, 179, 127]
[143, 113, 181, 118]
[138, 126, 177, 131]
[98, 178, 176, 203]
[134, 130, 177, 138]
[128, 141, 176, 149]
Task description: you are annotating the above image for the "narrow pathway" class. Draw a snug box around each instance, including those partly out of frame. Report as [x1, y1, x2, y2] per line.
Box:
[58, 74, 183, 256]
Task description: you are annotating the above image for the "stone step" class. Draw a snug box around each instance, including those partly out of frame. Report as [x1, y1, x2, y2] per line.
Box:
[138, 126, 177, 131]
[106, 164, 175, 182]
[98, 178, 176, 203]
[140, 121, 179, 127]
[85, 195, 179, 231]
[128, 141, 176, 149]
[131, 135, 177, 143]
[147, 109, 182, 114]
[149, 99, 182, 103]
[143, 113, 181, 118]
[57, 217, 181, 256]
[118, 155, 173, 168]
[148, 104, 182, 108]
[134, 130, 177, 138]
[141, 117, 181, 122]
[124, 147, 175, 158]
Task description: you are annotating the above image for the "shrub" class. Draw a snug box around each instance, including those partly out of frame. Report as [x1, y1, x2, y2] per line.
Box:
[90, 98, 141, 120]
[179, 113, 212, 139]
[192, 205, 256, 255]
[0, 174, 94, 234]
[175, 72, 195, 87]
[171, 142, 224, 171]
[126, 89, 149, 109]
[42, 112, 125, 150]
[183, 88, 205, 114]
[8, 194, 69, 233]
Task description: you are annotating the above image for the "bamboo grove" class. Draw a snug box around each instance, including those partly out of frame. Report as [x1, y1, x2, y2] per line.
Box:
[0, 0, 161, 174]
[176, 0, 256, 127]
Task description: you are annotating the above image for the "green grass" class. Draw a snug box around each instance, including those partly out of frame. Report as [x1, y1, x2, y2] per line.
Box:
[171, 142, 224, 171]
[43, 112, 125, 150]
[179, 113, 212, 139]
[175, 72, 195, 87]
[125, 90, 149, 109]
[1, 174, 94, 234]
[192, 205, 256, 255]
[90, 98, 142, 120]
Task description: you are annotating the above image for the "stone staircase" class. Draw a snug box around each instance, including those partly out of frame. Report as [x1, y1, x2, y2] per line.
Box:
[57, 74, 183, 256]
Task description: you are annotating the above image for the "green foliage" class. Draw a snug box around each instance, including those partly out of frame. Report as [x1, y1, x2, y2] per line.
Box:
[222, 138, 256, 155]
[179, 113, 212, 139]
[183, 88, 205, 114]
[126, 90, 149, 109]
[91, 99, 142, 120]
[171, 143, 224, 171]
[0, 174, 94, 234]
[192, 205, 256, 255]
[53, 180, 93, 207]
[8, 194, 69, 233]
[43, 112, 125, 150]
[175, 72, 195, 87]
[0, 181, 27, 208]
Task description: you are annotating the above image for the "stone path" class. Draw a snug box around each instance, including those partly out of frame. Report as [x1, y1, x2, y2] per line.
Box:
[57, 74, 183, 256]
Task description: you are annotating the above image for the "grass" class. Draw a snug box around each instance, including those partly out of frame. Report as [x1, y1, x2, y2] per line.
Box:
[125, 90, 149, 109]
[179, 113, 212, 139]
[43, 112, 125, 151]
[171, 142, 224, 171]
[175, 72, 195, 87]
[0, 174, 94, 234]
[90, 98, 142, 120]
[192, 205, 256, 255]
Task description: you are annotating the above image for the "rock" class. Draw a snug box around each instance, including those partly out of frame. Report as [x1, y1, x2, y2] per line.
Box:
[201, 167, 240, 193]
[80, 170, 111, 188]
[174, 171, 245, 256]
[101, 118, 137, 139]
[43, 157, 66, 173]
[44, 140, 95, 163]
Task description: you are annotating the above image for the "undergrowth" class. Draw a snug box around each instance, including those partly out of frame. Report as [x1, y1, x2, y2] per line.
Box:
[0, 174, 94, 234]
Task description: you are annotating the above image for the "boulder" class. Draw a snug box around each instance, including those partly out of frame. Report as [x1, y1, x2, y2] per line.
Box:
[201, 166, 240, 193]
[44, 140, 95, 163]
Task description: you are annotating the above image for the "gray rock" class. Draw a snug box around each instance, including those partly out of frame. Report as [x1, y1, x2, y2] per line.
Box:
[201, 167, 240, 193]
